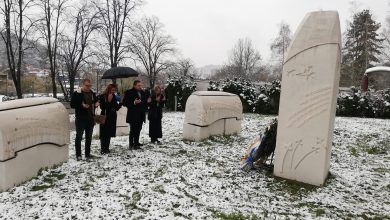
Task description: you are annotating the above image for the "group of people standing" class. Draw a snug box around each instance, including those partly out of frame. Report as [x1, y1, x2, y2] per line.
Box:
[70, 79, 165, 161]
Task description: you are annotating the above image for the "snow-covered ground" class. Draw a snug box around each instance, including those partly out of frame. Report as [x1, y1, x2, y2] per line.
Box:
[0, 113, 389, 219]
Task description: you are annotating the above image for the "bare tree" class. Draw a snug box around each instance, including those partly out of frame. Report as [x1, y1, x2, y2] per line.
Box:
[228, 38, 262, 79]
[270, 21, 292, 74]
[166, 58, 199, 79]
[128, 16, 175, 88]
[59, 2, 99, 100]
[94, 0, 141, 71]
[37, 0, 67, 98]
[0, 0, 36, 98]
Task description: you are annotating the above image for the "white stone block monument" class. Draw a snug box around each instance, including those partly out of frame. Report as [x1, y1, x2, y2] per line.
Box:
[273, 11, 341, 186]
[183, 91, 242, 141]
[0, 98, 70, 191]
[115, 107, 129, 136]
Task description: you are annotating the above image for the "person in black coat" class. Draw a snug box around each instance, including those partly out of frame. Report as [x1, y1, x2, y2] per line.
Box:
[147, 85, 165, 143]
[70, 79, 99, 161]
[98, 84, 122, 154]
[123, 80, 147, 150]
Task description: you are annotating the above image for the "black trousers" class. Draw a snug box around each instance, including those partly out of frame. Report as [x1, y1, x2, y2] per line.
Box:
[129, 122, 143, 147]
[100, 137, 111, 154]
[75, 118, 94, 158]
[149, 119, 162, 142]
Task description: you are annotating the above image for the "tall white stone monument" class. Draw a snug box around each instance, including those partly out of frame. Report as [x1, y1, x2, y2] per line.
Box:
[0, 98, 70, 191]
[183, 91, 242, 141]
[273, 11, 341, 186]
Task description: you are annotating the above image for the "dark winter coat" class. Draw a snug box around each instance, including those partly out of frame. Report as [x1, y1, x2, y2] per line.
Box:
[148, 93, 165, 139]
[148, 93, 165, 121]
[98, 94, 122, 138]
[70, 89, 97, 121]
[123, 88, 147, 124]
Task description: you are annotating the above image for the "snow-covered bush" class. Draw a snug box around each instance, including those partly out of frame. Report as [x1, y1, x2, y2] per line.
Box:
[208, 78, 280, 114]
[267, 80, 281, 114]
[337, 87, 390, 119]
[165, 77, 197, 111]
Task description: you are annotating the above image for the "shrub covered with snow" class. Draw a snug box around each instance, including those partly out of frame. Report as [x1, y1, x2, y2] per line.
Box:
[165, 77, 197, 111]
[208, 78, 280, 114]
[337, 87, 390, 119]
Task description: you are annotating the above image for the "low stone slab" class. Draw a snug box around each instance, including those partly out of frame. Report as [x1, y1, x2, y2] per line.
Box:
[183, 91, 242, 141]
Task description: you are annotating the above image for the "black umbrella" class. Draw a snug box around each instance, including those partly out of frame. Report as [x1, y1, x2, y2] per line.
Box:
[102, 67, 139, 79]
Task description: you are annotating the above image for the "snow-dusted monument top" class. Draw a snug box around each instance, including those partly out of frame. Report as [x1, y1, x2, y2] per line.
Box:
[0, 98, 70, 191]
[273, 11, 341, 186]
[183, 91, 242, 141]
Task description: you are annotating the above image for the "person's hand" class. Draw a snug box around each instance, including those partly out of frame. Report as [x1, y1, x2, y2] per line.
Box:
[95, 101, 100, 108]
[147, 97, 152, 103]
[82, 102, 89, 109]
[162, 96, 166, 101]
[156, 96, 160, 102]
[134, 98, 141, 105]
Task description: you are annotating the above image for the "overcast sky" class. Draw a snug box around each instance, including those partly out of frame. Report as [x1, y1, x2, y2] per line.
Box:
[142, 0, 389, 67]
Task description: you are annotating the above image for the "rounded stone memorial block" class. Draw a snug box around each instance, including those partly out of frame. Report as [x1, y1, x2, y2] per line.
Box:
[0, 98, 70, 191]
[183, 91, 243, 141]
[273, 11, 341, 186]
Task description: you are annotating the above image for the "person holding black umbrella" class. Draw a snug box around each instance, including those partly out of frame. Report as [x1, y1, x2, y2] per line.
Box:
[123, 80, 147, 150]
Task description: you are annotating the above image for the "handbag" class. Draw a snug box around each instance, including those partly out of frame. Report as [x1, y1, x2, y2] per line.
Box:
[94, 106, 106, 124]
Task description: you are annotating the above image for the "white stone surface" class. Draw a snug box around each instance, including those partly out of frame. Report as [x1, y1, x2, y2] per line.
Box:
[273, 11, 341, 186]
[183, 91, 242, 141]
[116, 107, 129, 136]
[0, 98, 70, 191]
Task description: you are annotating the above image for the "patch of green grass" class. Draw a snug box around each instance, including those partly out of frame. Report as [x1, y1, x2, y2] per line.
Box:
[119, 194, 131, 200]
[316, 208, 326, 217]
[154, 166, 166, 178]
[178, 187, 198, 201]
[205, 158, 214, 165]
[153, 185, 166, 194]
[200, 140, 213, 146]
[31, 184, 53, 191]
[267, 178, 317, 199]
[211, 172, 222, 178]
[208, 135, 237, 145]
[30, 170, 66, 192]
[43, 177, 55, 185]
[47, 171, 66, 180]
[207, 209, 257, 220]
[96, 173, 108, 179]
[179, 176, 186, 183]
[37, 167, 48, 176]
[350, 147, 358, 157]
[80, 183, 93, 191]
[124, 191, 148, 213]
[132, 191, 141, 203]
[174, 212, 189, 219]
[372, 167, 390, 173]
[355, 135, 390, 155]
[323, 172, 337, 187]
